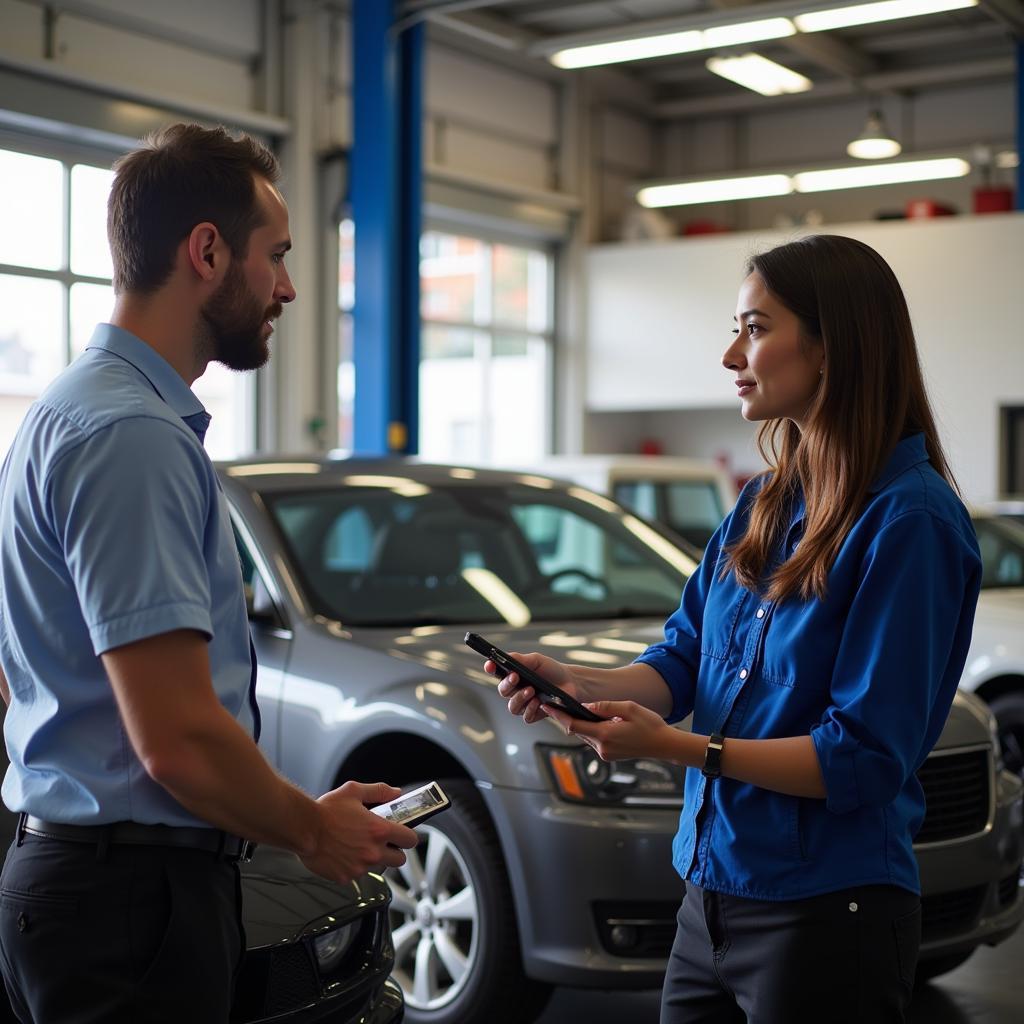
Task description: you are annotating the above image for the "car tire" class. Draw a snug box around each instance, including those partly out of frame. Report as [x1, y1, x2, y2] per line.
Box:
[914, 949, 975, 985]
[989, 689, 1024, 777]
[384, 778, 551, 1024]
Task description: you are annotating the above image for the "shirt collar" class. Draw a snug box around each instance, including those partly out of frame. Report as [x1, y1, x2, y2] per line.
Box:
[867, 433, 930, 494]
[86, 323, 208, 422]
[784, 432, 929, 530]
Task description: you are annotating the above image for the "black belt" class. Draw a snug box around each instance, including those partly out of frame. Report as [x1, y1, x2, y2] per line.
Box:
[18, 814, 256, 863]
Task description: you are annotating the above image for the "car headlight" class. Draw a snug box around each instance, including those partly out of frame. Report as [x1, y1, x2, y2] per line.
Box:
[312, 921, 359, 974]
[540, 744, 685, 806]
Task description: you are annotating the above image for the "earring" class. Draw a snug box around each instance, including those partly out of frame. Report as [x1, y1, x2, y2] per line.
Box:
[819, 367, 824, 375]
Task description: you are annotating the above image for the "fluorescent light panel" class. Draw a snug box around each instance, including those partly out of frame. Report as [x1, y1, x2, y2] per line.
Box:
[637, 157, 970, 207]
[795, 0, 978, 33]
[638, 174, 794, 207]
[706, 53, 812, 96]
[793, 157, 970, 191]
[550, 1, 980, 69]
[550, 18, 794, 69]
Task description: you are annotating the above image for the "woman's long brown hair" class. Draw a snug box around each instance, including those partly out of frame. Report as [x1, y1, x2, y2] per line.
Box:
[725, 234, 957, 603]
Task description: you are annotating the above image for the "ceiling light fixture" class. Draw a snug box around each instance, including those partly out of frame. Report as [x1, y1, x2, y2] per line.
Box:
[795, 0, 978, 34]
[706, 53, 813, 96]
[545, 1, 980, 70]
[637, 174, 795, 207]
[549, 18, 795, 70]
[792, 156, 970, 192]
[846, 109, 902, 159]
[635, 156, 971, 207]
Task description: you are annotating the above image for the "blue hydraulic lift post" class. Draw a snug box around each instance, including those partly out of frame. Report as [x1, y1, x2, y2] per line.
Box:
[351, 0, 422, 454]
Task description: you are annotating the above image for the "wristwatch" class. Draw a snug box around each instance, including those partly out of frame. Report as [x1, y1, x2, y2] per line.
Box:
[701, 732, 725, 780]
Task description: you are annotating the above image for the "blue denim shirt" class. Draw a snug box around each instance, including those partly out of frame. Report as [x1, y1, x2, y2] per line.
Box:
[636, 434, 982, 900]
[0, 325, 255, 826]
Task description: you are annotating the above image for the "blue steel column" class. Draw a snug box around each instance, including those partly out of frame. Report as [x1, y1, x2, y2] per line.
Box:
[351, 0, 422, 454]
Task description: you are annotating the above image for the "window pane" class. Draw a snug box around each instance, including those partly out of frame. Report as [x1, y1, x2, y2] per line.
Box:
[420, 232, 488, 323]
[70, 282, 115, 357]
[493, 244, 548, 332]
[192, 362, 254, 460]
[419, 331, 486, 463]
[423, 323, 476, 360]
[70, 164, 115, 280]
[338, 311, 353, 452]
[487, 335, 548, 463]
[338, 218, 354, 312]
[0, 150, 64, 271]
[0, 275, 64, 453]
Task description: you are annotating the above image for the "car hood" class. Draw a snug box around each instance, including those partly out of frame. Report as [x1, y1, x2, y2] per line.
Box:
[239, 846, 390, 950]
[350, 619, 670, 680]
[349, 620, 983, 752]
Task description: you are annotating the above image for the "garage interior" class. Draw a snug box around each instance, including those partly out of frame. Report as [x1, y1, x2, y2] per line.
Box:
[0, 0, 1022, 1022]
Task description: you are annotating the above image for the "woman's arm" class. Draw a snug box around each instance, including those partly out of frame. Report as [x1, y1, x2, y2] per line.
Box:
[549, 699, 827, 800]
[492, 655, 675, 722]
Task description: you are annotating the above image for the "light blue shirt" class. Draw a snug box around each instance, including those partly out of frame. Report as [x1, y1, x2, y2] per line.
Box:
[0, 324, 256, 826]
[637, 434, 982, 900]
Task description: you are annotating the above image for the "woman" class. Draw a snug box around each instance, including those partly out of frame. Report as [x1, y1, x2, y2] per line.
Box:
[490, 235, 982, 1023]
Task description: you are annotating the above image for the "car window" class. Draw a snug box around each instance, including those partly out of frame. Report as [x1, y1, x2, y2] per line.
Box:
[974, 516, 1024, 589]
[262, 483, 691, 627]
[613, 479, 724, 550]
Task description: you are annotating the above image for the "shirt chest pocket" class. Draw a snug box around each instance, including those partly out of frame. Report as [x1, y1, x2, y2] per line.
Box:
[700, 586, 750, 661]
[760, 598, 839, 692]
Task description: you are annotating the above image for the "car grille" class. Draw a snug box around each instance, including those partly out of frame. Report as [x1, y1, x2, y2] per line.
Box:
[266, 944, 319, 1015]
[921, 884, 986, 940]
[915, 749, 990, 844]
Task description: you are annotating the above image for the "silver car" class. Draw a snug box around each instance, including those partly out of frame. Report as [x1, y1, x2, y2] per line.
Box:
[219, 457, 1024, 1022]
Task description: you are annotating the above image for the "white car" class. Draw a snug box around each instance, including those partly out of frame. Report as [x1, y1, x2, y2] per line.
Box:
[962, 510, 1024, 776]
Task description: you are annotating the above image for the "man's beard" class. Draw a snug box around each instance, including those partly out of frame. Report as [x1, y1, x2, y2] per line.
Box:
[199, 260, 281, 372]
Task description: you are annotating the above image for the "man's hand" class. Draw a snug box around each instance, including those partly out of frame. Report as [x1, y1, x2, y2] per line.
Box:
[301, 781, 419, 884]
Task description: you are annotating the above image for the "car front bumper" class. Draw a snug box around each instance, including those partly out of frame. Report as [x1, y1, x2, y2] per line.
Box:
[484, 785, 683, 989]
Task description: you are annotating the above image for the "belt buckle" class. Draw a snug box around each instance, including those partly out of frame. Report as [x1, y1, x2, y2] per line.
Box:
[239, 840, 256, 864]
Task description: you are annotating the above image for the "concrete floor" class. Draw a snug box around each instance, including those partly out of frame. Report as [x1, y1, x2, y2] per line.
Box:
[537, 916, 1024, 1023]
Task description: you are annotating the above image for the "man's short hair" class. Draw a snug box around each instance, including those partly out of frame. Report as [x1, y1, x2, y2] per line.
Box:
[107, 123, 281, 295]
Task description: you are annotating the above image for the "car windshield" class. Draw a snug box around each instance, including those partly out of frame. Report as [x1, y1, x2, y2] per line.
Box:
[974, 515, 1024, 590]
[263, 482, 693, 626]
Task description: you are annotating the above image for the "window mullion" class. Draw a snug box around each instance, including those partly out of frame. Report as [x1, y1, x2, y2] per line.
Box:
[62, 161, 73, 367]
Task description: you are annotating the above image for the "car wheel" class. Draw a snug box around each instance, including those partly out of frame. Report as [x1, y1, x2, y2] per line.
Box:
[384, 779, 551, 1024]
[989, 689, 1024, 777]
[915, 949, 974, 985]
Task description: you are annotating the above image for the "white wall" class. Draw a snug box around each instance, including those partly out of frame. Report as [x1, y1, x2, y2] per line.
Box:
[585, 212, 1024, 502]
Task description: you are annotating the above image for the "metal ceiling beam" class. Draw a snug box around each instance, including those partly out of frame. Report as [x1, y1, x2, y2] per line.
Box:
[429, 8, 540, 49]
[654, 55, 1016, 118]
[979, 0, 1024, 37]
[858, 20, 1007, 52]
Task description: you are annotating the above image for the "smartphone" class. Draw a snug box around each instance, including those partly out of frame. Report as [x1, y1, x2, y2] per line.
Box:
[371, 781, 451, 827]
[464, 631, 606, 723]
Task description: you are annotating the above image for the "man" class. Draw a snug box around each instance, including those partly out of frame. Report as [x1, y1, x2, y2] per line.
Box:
[0, 123, 417, 1022]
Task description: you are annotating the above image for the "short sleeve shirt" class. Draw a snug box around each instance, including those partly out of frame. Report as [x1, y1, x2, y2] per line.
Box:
[636, 434, 982, 900]
[0, 325, 255, 826]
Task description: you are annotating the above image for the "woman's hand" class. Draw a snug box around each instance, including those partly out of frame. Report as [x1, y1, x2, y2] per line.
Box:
[484, 652, 586, 725]
[544, 700, 675, 762]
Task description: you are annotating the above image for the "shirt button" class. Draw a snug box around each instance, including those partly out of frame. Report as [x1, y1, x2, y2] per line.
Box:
[739, 668, 748, 679]
[756, 608, 765, 619]
[848, 902, 858, 913]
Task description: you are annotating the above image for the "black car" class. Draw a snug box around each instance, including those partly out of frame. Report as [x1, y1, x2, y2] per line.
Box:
[0, 708, 404, 1024]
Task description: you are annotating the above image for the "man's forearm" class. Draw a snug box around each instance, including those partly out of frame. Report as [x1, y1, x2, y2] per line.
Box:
[142, 703, 321, 854]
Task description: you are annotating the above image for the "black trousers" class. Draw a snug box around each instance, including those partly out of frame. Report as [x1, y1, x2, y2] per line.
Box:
[661, 882, 921, 1024]
[0, 834, 245, 1024]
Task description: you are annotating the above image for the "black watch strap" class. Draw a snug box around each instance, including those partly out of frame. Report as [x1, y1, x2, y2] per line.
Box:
[701, 732, 725, 780]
